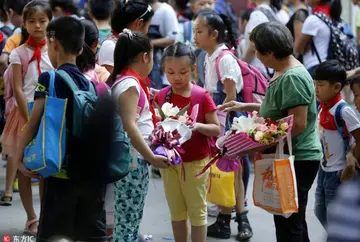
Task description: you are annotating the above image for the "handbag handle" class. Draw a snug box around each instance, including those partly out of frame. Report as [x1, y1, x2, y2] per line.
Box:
[277, 133, 293, 159]
[48, 71, 56, 97]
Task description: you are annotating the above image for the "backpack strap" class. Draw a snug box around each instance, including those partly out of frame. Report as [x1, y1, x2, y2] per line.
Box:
[183, 21, 192, 43]
[334, 102, 350, 156]
[47, 71, 56, 97]
[113, 75, 146, 115]
[256, 7, 278, 22]
[156, 86, 172, 107]
[215, 49, 234, 82]
[57, 69, 96, 94]
[0, 26, 14, 38]
[190, 84, 206, 123]
[16, 45, 30, 78]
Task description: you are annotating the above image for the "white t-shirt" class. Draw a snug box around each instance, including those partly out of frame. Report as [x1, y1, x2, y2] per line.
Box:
[9, 46, 53, 104]
[204, 44, 243, 95]
[318, 100, 360, 172]
[112, 77, 154, 158]
[244, 4, 276, 75]
[98, 38, 116, 67]
[302, 14, 331, 69]
[150, 2, 179, 41]
[276, 9, 290, 24]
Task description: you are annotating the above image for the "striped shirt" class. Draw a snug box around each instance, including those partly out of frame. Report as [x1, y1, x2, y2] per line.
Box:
[327, 180, 360, 242]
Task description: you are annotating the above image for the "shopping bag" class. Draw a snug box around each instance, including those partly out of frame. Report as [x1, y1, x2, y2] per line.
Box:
[207, 165, 236, 207]
[23, 71, 67, 177]
[252, 134, 298, 217]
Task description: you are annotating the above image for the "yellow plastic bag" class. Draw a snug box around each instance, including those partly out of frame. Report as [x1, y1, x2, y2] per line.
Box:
[207, 165, 236, 207]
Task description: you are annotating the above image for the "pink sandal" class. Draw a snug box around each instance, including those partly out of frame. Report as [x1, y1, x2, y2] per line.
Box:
[24, 218, 39, 236]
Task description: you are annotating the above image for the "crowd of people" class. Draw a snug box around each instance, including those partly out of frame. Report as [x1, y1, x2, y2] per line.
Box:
[0, 0, 359, 241]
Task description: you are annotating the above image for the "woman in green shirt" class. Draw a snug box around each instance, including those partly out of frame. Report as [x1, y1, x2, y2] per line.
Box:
[219, 21, 322, 242]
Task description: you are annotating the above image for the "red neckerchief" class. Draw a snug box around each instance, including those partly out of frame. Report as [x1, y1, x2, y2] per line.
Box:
[26, 36, 46, 76]
[64, 12, 72, 16]
[313, 4, 330, 17]
[120, 68, 157, 125]
[111, 30, 119, 38]
[320, 93, 342, 130]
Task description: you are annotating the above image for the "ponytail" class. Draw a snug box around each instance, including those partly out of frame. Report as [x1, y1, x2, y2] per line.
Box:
[219, 14, 237, 50]
[329, 0, 341, 22]
[108, 30, 152, 86]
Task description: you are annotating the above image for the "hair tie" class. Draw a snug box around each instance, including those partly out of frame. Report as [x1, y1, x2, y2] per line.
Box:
[122, 28, 134, 40]
[224, 30, 228, 35]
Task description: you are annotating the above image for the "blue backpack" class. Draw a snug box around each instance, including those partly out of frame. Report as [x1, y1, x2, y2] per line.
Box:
[57, 70, 132, 183]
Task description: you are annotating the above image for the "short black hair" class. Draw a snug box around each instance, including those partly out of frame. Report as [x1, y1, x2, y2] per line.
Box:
[111, 0, 154, 34]
[350, 76, 360, 90]
[250, 21, 293, 59]
[313, 60, 347, 89]
[241, 9, 253, 21]
[47, 16, 85, 55]
[76, 19, 99, 73]
[4, 0, 31, 15]
[23, 1, 52, 23]
[89, 0, 114, 20]
[49, 0, 78, 15]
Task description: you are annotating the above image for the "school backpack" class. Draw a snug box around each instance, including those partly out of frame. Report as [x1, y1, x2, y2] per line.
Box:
[57, 70, 132, 183]
[216, 49, 268, 103]
[256, 7, 279, 22]
[3, 45, 29, 118]
[83, 69, 110, 96]
[314, 12, 359, 71]
[0, 26, 14, 54]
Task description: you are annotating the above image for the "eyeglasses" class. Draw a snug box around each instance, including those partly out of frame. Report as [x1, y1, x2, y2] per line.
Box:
[139, 5, 152, 19]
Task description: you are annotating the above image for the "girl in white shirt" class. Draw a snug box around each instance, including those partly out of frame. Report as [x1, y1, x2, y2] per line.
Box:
[193, 9, 253, 241]
[0, 1, 53, 236]
[294, 0, 342, 74]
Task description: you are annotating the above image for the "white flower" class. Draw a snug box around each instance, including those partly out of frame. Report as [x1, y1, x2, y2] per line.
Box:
[178, 115, 187, 123]
[168, 106, 180, 117]
[231, 116, 255, 133]
[161, 102, 173, 117]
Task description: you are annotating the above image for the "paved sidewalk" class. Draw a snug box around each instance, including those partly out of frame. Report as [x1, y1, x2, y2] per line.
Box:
[0, 166, 326, 241]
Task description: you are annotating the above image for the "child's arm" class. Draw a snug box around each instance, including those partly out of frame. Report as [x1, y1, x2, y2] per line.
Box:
[193, 110, 220, 137]
[12, 64, 29, 121]
[350, 128, 360, 162]
[223, 79, 237, 103]
[118, 86, 170, 168]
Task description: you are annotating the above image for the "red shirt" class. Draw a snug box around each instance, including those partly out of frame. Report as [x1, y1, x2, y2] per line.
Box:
[154, 91, 216, 162]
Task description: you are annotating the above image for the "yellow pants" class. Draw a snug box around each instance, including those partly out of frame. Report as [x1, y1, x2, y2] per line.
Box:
[161, 157, 210, 226]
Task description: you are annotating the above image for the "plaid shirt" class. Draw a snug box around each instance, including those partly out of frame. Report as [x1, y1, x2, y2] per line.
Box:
[327, 180, 360, 242]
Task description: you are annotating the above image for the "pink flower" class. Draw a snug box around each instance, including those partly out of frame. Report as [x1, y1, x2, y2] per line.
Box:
[280, 122, 289, 131]
[254, 131, 264, 141]
[256, 124, 268, 132]
[270, 124, 278, 132]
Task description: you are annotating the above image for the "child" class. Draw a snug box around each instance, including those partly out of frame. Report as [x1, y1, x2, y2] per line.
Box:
[108, 29, 170, 242]
[313, 60, 360, 228]
[88, 0, 114, 43]
[98, 0, 154, 73]
[194, 9, 253, 240]
[154, 42, 220, 242]
[16, 16, 107, 241]
[49, 0, 81, 19]
[0, 0, 53, 235]
[237, 9, 253, 59]
[77, 19, 110, 85]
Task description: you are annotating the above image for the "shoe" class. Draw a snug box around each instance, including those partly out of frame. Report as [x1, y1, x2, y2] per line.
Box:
[207, 213, 231, 239]
[207, 204, 220, 217]
[12, 178, 19, 193]
[151, 167, 161, 178]
[0, 192, 12, 206]
[235, 211, 253, 241]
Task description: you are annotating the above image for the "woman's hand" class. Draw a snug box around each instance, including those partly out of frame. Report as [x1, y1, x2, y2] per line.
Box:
[148, 154, 171, 169]
[217, 101, 246, 113]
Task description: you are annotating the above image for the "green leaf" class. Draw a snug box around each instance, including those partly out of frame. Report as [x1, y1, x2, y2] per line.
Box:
[154, 102, 166, 120]
[176, 102, 190, 116]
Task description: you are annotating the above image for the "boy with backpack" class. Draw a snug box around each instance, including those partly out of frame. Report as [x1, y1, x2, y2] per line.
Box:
[88, 0, 114, 44]
[313, 60, 360, 228]
[16, 16, 107, 241]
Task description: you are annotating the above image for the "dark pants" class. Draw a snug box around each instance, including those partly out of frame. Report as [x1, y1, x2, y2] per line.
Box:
[37, 177, 107, 242]
[274, 160, 320, 242]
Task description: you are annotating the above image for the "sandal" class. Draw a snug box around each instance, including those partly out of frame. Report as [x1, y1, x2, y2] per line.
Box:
[0, 192, 13, 206]
[24, 218, 39, 236]
[235, 211, 253, 241]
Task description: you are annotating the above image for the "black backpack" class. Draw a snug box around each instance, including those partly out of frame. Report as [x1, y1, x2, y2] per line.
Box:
[313, 12, 359, 70]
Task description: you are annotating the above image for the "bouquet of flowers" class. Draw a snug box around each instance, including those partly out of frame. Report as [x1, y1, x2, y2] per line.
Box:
[154, 102, 198, 127]
[196, 112, 293, 176]
[149, 118, 192, 167]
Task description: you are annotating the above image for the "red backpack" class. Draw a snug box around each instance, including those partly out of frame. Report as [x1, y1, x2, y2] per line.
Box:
[216, 49, 269, 103]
